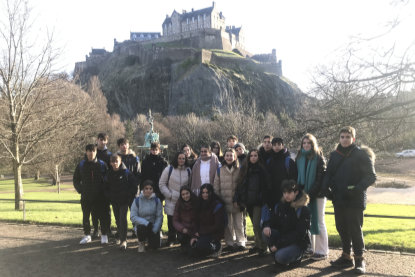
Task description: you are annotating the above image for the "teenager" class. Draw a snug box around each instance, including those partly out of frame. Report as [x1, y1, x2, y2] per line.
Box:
[190, 144, 220, 196]
[73, 144, 109, 245]
[227, 135, 238, 149]
[234, 143, 247, 167]
[213, 148, 245, 251]
[181, 144, 198, 169]
[295, 134, 328, 260]
[262, 180, 311, 268]
[211, 141, 224, 163]
[323, 126, 376, 274]
[117, 138, 141, 180]
[266, 137, 297, 208]
[189, 183, 226, 258]
[258, 135, 273, 163]
[130, 180, 163, 252]
[104, 154, 137, 250]
[173, 186, 199, 253]
[159, 152, 191, 246]
[140, 142, 168, 200]
[235, 149, 268, 255]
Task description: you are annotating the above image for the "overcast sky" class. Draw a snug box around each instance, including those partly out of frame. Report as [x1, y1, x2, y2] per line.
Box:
[29, 0, 414, 92]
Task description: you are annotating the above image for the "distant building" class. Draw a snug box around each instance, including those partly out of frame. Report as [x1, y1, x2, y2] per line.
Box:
[130, 32, 161, 41]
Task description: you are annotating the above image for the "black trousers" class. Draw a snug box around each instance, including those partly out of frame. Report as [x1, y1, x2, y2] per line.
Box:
[81, 196, 109, 236]
[112, 203, 129, 242]
[92, 200, 112, 233]
[189, 235, 221, 257]
[334, 206, 365, 256]
[136, 224, 160, 249]
[167, 215, 177, 242]
[177, 232, 191, 248]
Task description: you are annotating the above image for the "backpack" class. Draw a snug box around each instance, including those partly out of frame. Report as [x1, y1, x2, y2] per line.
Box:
[166, 165, 191, 186]
[134, 196, 160, 210]
[213, 201, 228, 228]
[266, 156, 291, 174]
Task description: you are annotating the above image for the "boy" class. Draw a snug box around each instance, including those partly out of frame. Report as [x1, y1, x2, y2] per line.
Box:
[227, 135, 238, 149]
[261, 179, 311, 268]
[258, 135, 273, 163]
[323, 126, 376, 274]
[265, 138, 297, 207]
[73, 144, 109, 244]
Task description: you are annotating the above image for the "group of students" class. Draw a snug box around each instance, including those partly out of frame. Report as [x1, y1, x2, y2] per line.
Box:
[73, 126, 376, 275]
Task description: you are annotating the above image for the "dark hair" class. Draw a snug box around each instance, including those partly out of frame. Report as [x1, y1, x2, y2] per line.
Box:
[85, 144, 97, 152]
[237, 149, 265, 187]
[200, 144, 211, 152]
[110, 153, 121, 162]
[117, 138, 129, 146]
[151, 142, 160, 150]
[263, 135, 272, 140]
[199, 183, 224, 206]
[178, 185, 198, 207]
[171, 151, 188, 168]
[227, 135, 238, 142]
[281, 179, 300, 193]
[142, 179, 154, 189]
[271, 137, 284, 146]
[97, 133, 108, 140]
[210, 141, 223, 157]
[181, 144, 198, 159]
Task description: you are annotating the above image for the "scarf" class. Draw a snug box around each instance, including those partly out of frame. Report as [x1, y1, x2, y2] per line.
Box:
[297, 149, 319, 235]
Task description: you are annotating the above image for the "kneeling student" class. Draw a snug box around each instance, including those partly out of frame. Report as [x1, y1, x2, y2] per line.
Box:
[130, 180, 163, 252]
[261, 179, 311, 268]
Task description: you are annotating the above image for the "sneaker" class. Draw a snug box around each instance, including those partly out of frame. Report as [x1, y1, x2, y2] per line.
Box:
[354, 256, 366, 275]
[137, 241, 145, 253]
[120, 241, 127, 251]
[115, 239, 121, 245]
[209, 244, 222, 258]
[222, 245, 234, 252]
[330, 253, 354, 268]
[101, 235, 108, 244]
[79, 235, 91, 244]
[248, 246, 260, 254]
[258, 249, 269, 257]
[311, 253, 328, 261]
[91, 230, 100, 240]
[234, 245, 246, 252]
[304, 248, 314, 257]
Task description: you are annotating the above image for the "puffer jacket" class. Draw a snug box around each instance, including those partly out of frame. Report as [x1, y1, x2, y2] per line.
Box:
[173, 195, 199, 236]
[159, 165, 191, 216]
[104, 164, 137, 205]
[235, 163, 268, 207]
[140, 153, 168, 199]
[213, 165, 240, 213]
[130, 192, 163, 233]
[73, 157, 107, 201]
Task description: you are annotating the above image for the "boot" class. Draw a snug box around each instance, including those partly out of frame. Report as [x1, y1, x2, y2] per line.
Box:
[354, 256, 366, 275]
[330, 252, 354, 268]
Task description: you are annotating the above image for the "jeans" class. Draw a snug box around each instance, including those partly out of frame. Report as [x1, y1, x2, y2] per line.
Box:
[262, 229, 303, 264]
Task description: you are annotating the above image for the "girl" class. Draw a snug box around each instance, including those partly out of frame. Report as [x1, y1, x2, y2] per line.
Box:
[210, 141, 224, 163]
[159, 151, 191, 246]
[295, 133, 328, 260]
[213, 148, 245, 251]
[181, 144, 198, 169]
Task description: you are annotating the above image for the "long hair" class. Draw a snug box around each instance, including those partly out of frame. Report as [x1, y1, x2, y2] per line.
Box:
[210, 141, 223, 157]
[181, 144, 198, 159]
[177, 185, 198, 213]
[171, 151, 189, 168]
[296, 133, 323, 160]
[198, 183, 224, 206]
[237, 149, 265, 187]
[221, 148, 239, 168]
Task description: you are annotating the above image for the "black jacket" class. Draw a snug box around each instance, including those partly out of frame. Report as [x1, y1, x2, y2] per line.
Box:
[262, 191, 311, 250]
[235, 163, 269, 207]
[118, 150, 141, 180]
[322, 144, 376, 209]
[266, 149, 298, 207]
[73, 157, 107, 200]
[296, 154, 326, 200]
[258, 146, 273, 164]
[140, 154, 168, 199]
[97, 148, 112, 167]
[104, 164, 137, 205]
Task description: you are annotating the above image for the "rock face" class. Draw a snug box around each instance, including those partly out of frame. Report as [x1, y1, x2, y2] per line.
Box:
[74, 44, 305, 119]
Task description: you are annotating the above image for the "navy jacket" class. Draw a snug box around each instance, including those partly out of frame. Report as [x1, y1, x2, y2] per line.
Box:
[73, 157, 107, 200]
[104, 164, 137, 205]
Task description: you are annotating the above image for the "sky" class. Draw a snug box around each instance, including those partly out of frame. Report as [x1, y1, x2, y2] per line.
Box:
[28, 0, 415, 92]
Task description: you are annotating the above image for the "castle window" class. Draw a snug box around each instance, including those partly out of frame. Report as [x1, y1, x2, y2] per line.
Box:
[192, 17, 194, 22]
[187, 18, 189, 24]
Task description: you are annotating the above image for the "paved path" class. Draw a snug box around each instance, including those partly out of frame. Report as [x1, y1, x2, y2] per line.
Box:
[0, 223, 414, 277]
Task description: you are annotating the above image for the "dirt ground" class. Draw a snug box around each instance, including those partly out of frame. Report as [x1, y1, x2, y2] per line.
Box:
[0, 223, 414, 277]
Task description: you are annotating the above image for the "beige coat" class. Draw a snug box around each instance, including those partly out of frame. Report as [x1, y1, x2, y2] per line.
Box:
[213, 165, 240, 213]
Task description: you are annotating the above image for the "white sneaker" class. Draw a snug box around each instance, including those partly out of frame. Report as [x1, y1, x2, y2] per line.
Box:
[80, 235, 91, 244]
[120, 241, 127, 251]
[137, 241, 145, 253]
[101, 235, 108, 244]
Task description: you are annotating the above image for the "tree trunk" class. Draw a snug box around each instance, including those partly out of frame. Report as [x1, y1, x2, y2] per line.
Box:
[55, 164, 60, 194]
[13, 162, 24, 211]
[34, 169, 40, 180]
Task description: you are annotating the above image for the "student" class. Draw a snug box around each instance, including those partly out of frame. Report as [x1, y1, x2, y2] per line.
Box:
[181, 144, 198, 169]
[235, 149, 269, 256]
[140, 142, 168, 200]
[159, 151, 192, 246]
[173, 186, 199, 253]
[295, 134, 328, 260]
[323, 127, 376, 274]
[266, 138, 297, 208]
[73, 144, 109, 245]
[210, 141, 224, 163]
[190, 144, 220, 196]
[117, 138, 141, 180]
[130, 180, 163, 252]
[227, 135, 238, 149]
[261, 180, 311, 268]
[234, 143, 247, 166]
[258, 135, 273, 163]
[104, 154, 137, 250]
[213, 148, 245, 251]
[189, 183, 226, 258]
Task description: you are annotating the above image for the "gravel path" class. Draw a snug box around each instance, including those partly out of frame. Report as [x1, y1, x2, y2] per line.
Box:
[0, 223, 414, 277]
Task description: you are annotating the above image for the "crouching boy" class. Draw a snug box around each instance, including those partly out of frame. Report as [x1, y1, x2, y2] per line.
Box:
[130, 180, 163, 252]
[261, 179, 311, 268]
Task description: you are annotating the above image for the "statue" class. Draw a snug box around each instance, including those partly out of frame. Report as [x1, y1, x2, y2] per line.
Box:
[143, 109, 159, 147]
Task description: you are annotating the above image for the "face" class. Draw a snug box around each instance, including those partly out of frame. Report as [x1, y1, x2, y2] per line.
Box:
[183, 146, 190, 157]
[201, 188, 209, 200]
[200, 147, 211, 159]
[177, 153, 186, 166]
[110, 157, 122, 171]
[181, 190, 191, 202]
[150, 148, 160, 155]
[235, 147, 244, 156]
[227, 139, 236, 148]
[212, 145, 220, 155]
[339, 132, 355, 148]
[224, 151, 235, 164]
[249, 151, 259, 164]
[143, 185, 153, 198]
[283, 190, 299, 202]
[263, 138, 272, 151]
[97, 137, 108, 149]
[119, 142, 129, 154]
[86, 150, 97, 161]
[272, 143, 284, 152]
[302, 138, 312, 151]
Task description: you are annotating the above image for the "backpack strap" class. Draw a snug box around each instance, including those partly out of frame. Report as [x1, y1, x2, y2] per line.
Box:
[166, 165, 173, 186]
[217, 167, 221, 178]
[285, 156, 291, 174]
[135, 197, 140, 210]
[79, 160, 85, 171]
[296, 207, 302, 219]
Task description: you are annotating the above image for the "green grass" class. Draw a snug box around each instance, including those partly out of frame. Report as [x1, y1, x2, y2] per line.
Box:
[1, 178, 414, 252]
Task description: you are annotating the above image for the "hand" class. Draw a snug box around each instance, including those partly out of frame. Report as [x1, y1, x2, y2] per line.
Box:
[182, 228, 188, 234]
[270, 246, 277, 252]
[190, 237, 198, 246]
[263, 227, 271, 237]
